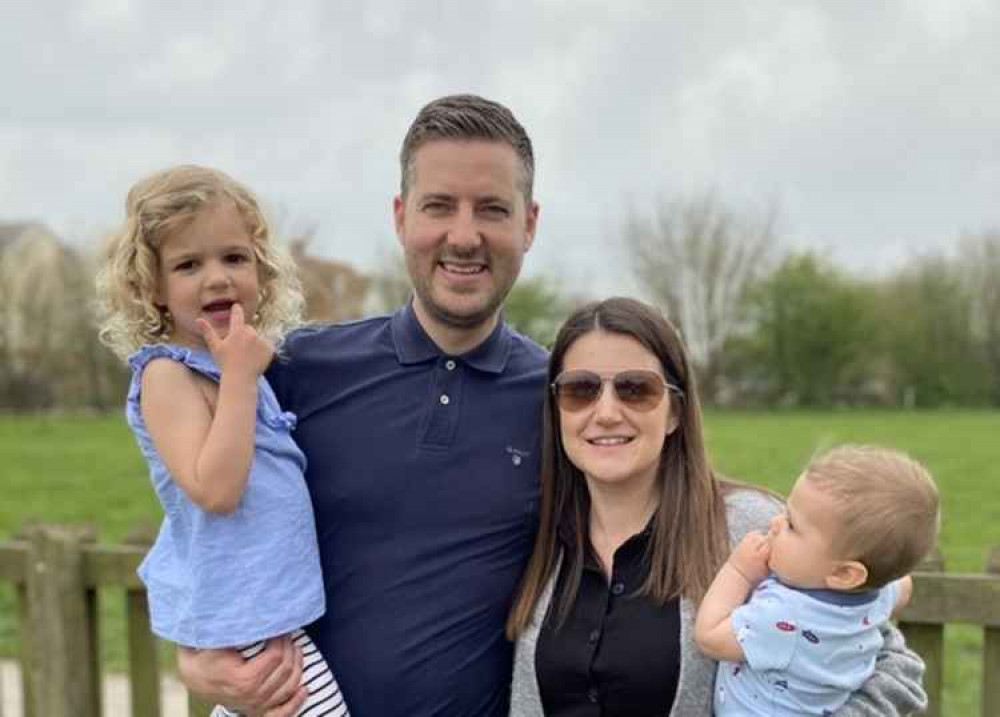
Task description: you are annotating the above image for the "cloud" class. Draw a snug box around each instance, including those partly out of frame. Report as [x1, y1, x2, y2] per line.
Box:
[2, 0, 998, 295]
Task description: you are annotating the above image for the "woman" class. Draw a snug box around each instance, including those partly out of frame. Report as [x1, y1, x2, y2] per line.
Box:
[507, 297, 926, 716]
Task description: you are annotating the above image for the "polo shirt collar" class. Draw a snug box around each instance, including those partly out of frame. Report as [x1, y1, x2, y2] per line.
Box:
[795, 584, 880, 606]
[390, 299, 512, 374]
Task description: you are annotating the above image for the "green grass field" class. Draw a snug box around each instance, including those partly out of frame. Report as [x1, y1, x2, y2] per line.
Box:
[1, 411, 997, 714]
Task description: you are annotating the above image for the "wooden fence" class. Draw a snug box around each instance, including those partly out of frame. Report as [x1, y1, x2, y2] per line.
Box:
[898, 547, 1000, 717]
[0, 524, 213, 717]
[0, 524, 998, 716]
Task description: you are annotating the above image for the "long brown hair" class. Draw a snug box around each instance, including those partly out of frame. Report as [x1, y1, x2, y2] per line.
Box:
[506, 297, 731, 638]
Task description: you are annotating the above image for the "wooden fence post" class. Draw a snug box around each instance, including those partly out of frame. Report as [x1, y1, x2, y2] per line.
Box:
[984, 545, 1000, 717]
[900, 548, 944, 717]
[124, 523, 161, 717]
[15, 580, 34, 717]
[23, 524, 101, 717]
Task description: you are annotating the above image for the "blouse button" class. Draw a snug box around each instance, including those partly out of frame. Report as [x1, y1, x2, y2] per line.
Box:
[440, 394, 450, 405]
[611, 582, 625, 595]
[588, 687, 599, 703]
[588, 628, 600, 644]
[445, 359, 456, 370]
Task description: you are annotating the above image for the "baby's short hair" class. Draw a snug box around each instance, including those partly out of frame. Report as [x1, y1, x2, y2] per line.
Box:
[805, 445, 939, 589]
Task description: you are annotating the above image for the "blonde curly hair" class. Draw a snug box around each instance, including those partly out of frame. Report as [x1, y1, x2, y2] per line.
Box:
[96, 165, 304, 361]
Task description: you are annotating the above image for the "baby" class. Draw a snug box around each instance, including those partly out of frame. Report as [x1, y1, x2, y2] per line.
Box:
[694, 444, 939, 716]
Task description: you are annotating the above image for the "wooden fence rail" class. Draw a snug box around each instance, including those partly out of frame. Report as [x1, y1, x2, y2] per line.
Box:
[898, 546, 1000, 717]
[0, 524, 213, 717]
[0, 524, 998, 716]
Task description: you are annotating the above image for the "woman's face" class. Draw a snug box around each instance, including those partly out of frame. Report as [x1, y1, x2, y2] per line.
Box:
[557, 330, 679, 494]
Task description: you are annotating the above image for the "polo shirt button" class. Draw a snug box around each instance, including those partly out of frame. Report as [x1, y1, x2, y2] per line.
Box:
[611, 582, 625, 595]
[440, 394, 450, 405]
[445, 359, 456, 370]
[588, 687, 599, 703]
[588, 628, 600, 644]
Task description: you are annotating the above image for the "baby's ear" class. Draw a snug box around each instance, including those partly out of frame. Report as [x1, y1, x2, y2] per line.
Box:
[825, 560, 868, 591]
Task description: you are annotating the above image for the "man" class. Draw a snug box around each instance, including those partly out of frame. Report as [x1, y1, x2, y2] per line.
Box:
[179, 94, 548, 716]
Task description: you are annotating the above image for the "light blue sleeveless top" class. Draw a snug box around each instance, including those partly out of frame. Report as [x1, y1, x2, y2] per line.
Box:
[126, 344, 325, 648]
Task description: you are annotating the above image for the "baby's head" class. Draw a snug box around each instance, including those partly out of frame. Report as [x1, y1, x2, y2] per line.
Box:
[768, 445, 939, 591]
[97, 165, 302, 360]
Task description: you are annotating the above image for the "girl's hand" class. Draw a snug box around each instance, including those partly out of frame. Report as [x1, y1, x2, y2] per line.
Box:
[198, 304, 274, 379]
[728, 531, 771, 585]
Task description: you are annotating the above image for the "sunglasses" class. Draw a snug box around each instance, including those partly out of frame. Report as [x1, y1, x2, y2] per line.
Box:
[551, 369, 682, 413]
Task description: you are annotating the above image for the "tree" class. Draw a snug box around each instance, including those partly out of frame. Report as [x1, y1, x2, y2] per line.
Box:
[625, 193, 778, 403]
[959, 230, 1000, 404]
[878, 255, 988, 407]
[502, 275, 577, 348]
[734, 253, 876, 406]
[0, 226, 76, 409]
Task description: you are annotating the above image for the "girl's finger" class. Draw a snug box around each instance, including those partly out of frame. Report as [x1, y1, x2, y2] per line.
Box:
[229, 303, 245, 332]
[197, 318, 219, 349]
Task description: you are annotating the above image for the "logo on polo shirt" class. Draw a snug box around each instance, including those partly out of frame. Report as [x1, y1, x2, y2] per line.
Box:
[505, 445, 531, 467]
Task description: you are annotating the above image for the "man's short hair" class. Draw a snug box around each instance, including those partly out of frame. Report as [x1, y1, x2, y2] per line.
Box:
[399, 94, 535, 202]
[805, 445, 940, 589]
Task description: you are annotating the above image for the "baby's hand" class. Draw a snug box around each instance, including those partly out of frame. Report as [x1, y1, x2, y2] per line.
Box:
[728, 532, 771, 586]
[198, 304, 274, 379]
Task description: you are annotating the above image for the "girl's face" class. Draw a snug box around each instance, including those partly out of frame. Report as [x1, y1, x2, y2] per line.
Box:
[155, 201, 260, 349]
[556, 330, 679, 497]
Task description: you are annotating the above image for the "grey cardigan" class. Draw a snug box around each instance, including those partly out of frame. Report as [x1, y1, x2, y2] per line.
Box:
[510, 489, 928, 716]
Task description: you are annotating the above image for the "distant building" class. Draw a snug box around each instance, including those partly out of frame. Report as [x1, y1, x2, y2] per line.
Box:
[289, 239, 374, 322]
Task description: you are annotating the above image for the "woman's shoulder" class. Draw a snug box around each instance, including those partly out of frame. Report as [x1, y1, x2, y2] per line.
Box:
[722, 484, 784, 542]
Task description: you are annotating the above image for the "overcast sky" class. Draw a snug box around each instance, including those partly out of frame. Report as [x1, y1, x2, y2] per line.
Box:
[3, 0, 998, 297]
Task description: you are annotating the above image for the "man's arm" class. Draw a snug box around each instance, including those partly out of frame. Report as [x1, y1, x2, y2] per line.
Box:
[176, 638, 306, 717]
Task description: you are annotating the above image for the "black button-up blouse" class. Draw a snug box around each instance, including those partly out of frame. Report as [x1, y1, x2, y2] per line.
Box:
[535, 522, 681, 716]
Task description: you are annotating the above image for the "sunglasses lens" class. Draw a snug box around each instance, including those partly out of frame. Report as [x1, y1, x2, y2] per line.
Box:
[554, 370, 668, 412]
[554, 373, 602, 412]
[613, 371, 665, 411]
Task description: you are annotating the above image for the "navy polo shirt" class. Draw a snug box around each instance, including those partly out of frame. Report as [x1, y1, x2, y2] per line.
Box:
[267, 302, 548, 717]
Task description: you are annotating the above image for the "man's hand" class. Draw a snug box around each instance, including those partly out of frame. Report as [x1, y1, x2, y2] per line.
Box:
[176, 638, 306, 716]
[728, 531, 771, 586]
[198, 303, 274, 380]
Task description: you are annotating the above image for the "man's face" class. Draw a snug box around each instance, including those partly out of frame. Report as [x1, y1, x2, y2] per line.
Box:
[393, 139, 538, 335]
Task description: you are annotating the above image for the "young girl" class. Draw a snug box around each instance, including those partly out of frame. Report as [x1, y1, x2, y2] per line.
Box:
[96, 164, 349, 717]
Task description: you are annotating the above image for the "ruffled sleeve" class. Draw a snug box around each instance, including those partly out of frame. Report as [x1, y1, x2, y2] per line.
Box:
[127, 344, 220, 404]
